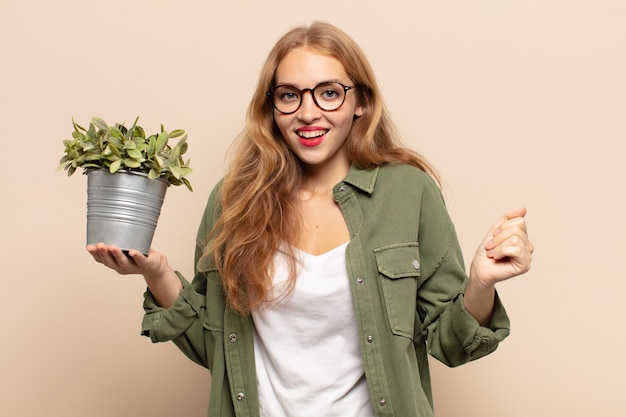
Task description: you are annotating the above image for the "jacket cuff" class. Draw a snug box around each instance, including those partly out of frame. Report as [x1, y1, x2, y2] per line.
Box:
[141, 271, 205, 343]
[452, 291, 511, 360]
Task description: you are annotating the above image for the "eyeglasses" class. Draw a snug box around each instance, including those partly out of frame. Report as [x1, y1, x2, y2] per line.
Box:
[266, 81, 355, 115]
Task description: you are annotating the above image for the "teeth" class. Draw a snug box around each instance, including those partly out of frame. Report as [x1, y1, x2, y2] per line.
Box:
[297, 129, 328, 139]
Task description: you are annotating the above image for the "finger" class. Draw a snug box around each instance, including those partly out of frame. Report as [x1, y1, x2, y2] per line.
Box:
[92, 243, 133, 273]
[483, 207, 527, 242]
[487, 220, 529, 250]
[110, 245, 149, 273]
[94, 242, 118, 265]
[96, 243, 119, 272]
[487, 234, 525, 258]
[126, 249, 149, 267]
[489, 244, 532, 274]
[505, 207, 527, 221]
[487, 209, 530, 248]
[486, 234, 533, 268]
[493, 208, 528, 234]
[86, 244, 104, 263]
[108, 244, 129, 262]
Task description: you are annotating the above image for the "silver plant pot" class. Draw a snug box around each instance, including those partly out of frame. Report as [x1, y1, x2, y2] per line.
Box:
[86, 169, 169, 255]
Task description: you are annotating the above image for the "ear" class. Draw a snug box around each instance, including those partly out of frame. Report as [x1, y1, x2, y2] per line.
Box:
[354, 104, 364, 118]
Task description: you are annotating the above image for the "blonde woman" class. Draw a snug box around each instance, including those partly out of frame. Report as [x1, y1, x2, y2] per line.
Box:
[88, 21, 533, 417]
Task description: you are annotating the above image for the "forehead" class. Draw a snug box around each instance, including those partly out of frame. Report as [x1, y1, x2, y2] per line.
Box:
[274, 47, 350, 87]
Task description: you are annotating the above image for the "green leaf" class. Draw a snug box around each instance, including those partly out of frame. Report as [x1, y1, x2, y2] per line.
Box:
[134, 125, 146, 139]
[83, 153, 102, 162]
[87, 122, 97, 140]
[169, 129, 185, 138]
[169, 145, 181, 163]
[178, 139, 189, 155]
[118, 123, 129, 139]
[81, 142, 96, 152]
[148, 168, 160, 179]
[126, 148, 143, 159]
[82, 162, 101, 170]
[169, 165, 183, 179]
[123, 140, 137, 150]
[109, 126, 124, 140]
[56, 161, 68, 172]
[108, 134, 123, 150]
[154, 131, 168, 153]
[123, 158, 142, 168]
[181, 177, 193, 192]
[147, 135, 156, 157]
[92, 117, 108, 131]
[103, 144, 113, 156]
[134, 141, 147, 152]
[127, 116, 140, 138]
[72, 118, 86, 133]
[109, 159, 122, 173]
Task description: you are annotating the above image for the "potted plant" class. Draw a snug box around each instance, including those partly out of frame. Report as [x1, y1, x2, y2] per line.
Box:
[57, 116, 193, 255]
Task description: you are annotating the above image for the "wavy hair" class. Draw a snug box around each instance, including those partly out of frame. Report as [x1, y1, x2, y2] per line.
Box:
[202, 21, 439, 315]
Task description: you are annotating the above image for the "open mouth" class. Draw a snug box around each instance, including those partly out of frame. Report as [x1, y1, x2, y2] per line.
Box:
[297, 129, 328, 139]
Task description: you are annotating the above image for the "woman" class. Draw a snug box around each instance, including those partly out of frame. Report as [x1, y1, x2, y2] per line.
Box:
[88, 21, 533, 417]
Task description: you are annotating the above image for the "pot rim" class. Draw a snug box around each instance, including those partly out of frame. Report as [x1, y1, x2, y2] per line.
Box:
[85, 167, 170, 186]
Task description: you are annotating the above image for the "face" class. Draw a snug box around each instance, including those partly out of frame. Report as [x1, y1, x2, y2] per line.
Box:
[272, 47, 363, 176]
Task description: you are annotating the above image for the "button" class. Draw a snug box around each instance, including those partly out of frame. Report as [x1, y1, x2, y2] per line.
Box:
[229, 333, 237, 343]
[338, 185, 346, 192]
[366, 335, 374, 343]
[412, 259, 420, 270]
[378, 398, 387, 407]
[356, 277, 364, 285]
[236, 392, 245, 401]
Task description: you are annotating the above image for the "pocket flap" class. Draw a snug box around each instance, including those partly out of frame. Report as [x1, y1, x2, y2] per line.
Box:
[196, 252, 218, 273]
[374, 242, 421, 279]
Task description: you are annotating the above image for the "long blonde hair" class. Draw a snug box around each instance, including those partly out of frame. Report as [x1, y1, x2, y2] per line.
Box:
[202, 21, 439, 315]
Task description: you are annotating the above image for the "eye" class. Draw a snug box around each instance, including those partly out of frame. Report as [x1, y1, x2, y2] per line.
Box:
[316, 83, 343, 101]
[275, 87, 300, 103]
[281, 92, 298, 101]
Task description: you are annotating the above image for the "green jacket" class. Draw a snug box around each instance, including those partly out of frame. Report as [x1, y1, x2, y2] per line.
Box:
[141, 163, 510, 417]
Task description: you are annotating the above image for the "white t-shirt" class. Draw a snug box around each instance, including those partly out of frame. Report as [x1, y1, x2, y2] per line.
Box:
[251, 242, 375, 417]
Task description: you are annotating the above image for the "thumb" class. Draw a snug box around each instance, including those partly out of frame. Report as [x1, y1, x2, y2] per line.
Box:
[505, 207, 527, 220]
[492, 207, 527, 233]
[480, 207, 528, 248]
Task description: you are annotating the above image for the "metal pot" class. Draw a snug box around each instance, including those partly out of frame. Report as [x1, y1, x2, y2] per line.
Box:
[86, 169, 169, 255]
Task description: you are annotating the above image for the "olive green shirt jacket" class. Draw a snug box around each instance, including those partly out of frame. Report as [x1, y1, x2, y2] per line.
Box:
[141, 163, 510, 417]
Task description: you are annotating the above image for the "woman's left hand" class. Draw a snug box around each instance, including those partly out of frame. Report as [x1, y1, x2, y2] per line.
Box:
[469, 207, 534, 287]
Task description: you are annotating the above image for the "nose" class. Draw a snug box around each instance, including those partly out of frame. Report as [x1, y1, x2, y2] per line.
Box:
[297, 90, 321, 121]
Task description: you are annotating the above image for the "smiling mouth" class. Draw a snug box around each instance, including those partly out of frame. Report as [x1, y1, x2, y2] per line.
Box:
[297, 129, 328, 139]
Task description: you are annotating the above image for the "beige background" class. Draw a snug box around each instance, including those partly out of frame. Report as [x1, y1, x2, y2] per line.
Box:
[1, 0, 625, 416]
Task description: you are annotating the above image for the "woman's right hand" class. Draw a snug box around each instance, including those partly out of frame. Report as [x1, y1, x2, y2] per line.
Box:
[87, 243, 168, 277]
[86, 243, 183, 308]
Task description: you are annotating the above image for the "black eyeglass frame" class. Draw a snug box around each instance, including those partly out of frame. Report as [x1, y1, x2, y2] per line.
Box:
[266, 82, 355, 115]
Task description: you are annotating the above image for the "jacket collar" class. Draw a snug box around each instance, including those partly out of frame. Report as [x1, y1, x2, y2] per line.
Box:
[343, 164, 379, 195]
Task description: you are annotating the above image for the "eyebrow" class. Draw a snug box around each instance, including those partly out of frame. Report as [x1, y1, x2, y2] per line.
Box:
[273, 78, 347, 88]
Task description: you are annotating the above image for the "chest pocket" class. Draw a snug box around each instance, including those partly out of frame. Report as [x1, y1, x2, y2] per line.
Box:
[196, 256, 226, 331]
[374, 242, 422, 339]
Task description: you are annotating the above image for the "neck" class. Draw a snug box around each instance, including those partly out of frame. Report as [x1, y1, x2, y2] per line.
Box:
[300, 161, 350, 198]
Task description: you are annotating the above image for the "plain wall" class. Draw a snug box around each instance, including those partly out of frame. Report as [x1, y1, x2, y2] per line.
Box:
[1, 0, 624, 416]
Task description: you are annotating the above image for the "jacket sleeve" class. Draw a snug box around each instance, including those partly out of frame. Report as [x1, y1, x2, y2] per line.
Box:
[416, 177, 510, 367]
[140, 181, 224, 370]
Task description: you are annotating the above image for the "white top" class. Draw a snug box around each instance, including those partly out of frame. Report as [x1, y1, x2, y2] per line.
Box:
[251, 242, 375, 417]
